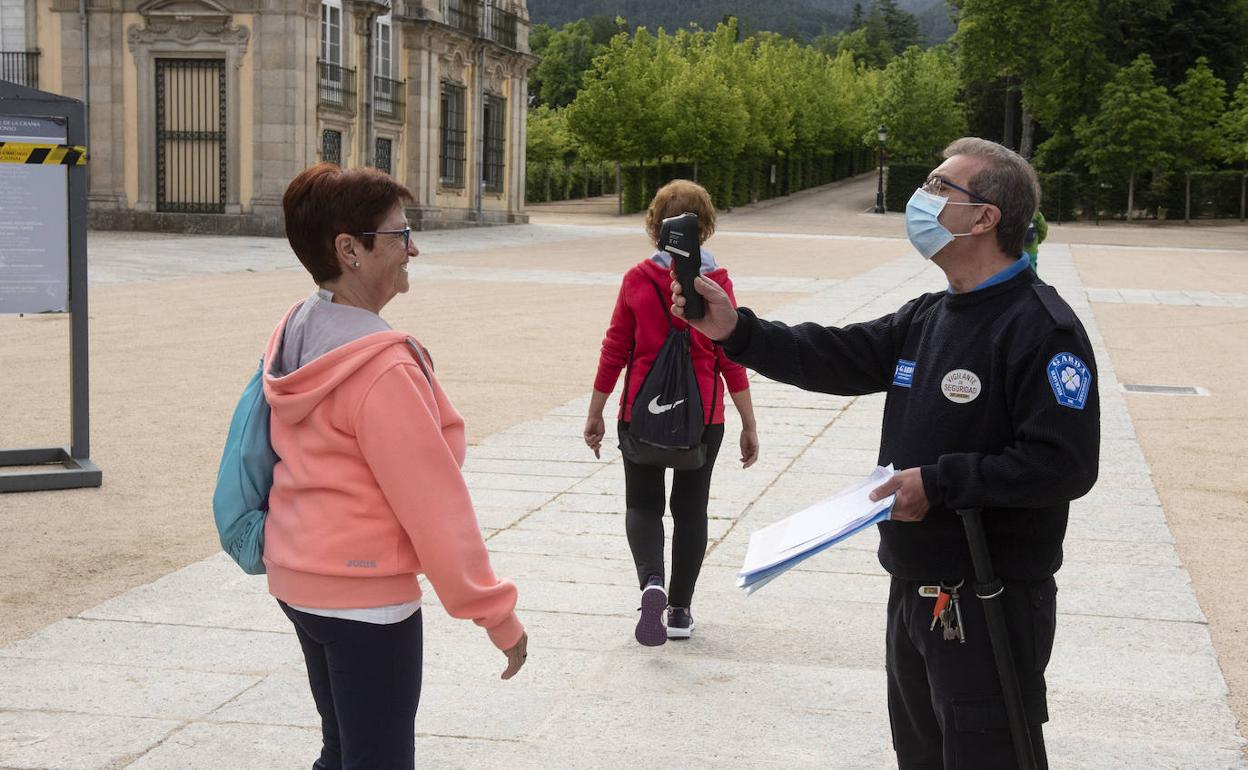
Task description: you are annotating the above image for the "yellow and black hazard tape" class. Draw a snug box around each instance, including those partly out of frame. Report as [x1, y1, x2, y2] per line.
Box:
[0, 142, 88, 166]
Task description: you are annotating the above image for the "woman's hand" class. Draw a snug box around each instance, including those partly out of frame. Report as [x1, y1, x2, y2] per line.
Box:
[501, 631, 528, 680]
[583, 414, 605, 459]
[739, 428, 759, 469]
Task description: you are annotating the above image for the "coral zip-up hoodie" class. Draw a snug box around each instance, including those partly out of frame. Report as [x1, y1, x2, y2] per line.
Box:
[261, 299, 522, 650]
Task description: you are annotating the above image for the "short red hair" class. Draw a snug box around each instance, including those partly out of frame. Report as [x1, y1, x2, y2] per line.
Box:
[282, 163, 414, 283]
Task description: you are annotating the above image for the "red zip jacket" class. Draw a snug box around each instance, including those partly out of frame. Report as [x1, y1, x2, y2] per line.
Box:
[595, 259, 749, 423]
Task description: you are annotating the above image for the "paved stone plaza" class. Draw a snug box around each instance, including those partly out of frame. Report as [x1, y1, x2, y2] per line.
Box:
[1, 178, 1246, 769]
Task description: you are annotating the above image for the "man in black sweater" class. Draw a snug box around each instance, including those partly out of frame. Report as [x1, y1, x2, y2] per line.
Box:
[672, 137, 1099, 769]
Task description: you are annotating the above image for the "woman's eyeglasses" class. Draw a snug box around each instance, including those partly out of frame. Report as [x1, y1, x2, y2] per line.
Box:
[360, 227, 413, 251]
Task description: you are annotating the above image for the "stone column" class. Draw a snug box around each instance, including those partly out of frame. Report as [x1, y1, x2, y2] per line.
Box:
[247, 2, 315, 227]
[85, 7, 128, 210]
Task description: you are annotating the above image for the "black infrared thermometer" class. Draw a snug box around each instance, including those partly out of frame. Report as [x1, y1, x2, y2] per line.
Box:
[659, 212, 704, 320]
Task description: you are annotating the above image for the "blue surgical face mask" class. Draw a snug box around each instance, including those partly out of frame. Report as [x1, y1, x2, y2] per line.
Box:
[905, 188, 986, 260]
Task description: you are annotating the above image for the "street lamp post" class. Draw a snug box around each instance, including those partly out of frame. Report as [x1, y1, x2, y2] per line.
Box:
[874, 124, 888, 214]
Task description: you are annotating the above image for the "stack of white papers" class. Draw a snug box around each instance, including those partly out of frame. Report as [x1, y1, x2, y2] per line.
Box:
[737, 465, 895, 594]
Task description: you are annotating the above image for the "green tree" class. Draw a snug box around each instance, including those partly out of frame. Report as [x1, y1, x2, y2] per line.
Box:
[1074, 55, 1180, 219]
[529, 20, 605, 109]
[1173, 57, 1228, 168]
[1172, 57, 1226, 219]
[565, 28, 669, 165]
[1110, 0, 1248, 88]
[1221, 69, 1248, 166]
[526, 105, 573, 165]
[872, 46, 966, 162]
[645, 25, 748, 165]
[878, 0, 923, 51]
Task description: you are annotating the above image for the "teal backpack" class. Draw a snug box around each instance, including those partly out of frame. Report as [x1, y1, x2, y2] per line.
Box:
[212, 340, 433, 575]
[212, 358, 277, 575]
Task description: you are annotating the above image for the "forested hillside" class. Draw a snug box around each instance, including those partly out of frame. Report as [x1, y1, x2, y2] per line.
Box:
[526, 0, 954, 43]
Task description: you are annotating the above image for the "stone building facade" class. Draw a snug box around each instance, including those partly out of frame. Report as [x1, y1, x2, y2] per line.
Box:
[0, 0, 535, 233]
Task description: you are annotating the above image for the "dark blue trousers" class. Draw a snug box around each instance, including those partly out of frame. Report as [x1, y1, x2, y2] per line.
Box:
[886, 576, 1056, 770]
[280, 601, 423, 770]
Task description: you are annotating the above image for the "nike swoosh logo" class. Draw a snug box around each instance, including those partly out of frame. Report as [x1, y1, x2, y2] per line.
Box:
[647, 396, 685, 415]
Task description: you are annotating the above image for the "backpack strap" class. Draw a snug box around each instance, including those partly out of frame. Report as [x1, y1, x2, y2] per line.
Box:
[619, 341, 635, 422]
[708, 344, 720, 427]
[644, 276, 675, 329]
[405, 338, 434, 383]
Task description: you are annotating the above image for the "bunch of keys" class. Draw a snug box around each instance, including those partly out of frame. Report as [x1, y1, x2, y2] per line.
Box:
[919, 581, 966, 643]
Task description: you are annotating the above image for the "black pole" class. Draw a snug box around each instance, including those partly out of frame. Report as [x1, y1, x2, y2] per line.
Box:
[957, 508, 1036, 770]
[874, 141, 885, 213]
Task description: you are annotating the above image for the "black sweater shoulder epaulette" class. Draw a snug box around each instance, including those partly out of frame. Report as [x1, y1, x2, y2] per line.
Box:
[1032, 284, 1076, 331]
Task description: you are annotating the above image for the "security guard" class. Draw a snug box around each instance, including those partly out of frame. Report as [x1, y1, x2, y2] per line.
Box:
[672, 137, 1100, 770]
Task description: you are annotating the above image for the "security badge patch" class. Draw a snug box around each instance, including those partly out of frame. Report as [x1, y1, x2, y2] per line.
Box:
[1047, 352, 1092, 409]
[940, 369, 982, 403]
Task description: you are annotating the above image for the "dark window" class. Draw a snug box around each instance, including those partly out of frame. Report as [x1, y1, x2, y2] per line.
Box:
[321, 129, 342, 166]
[482, 94, 506, 192]
[487, 3, 518, 49]
[375, 136, 392, 175]
[440, 82, 466, 188]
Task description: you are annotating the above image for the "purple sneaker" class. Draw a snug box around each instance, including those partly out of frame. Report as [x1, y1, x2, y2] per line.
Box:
[666, 607, 694, 640]
[635, 582, 668, 647]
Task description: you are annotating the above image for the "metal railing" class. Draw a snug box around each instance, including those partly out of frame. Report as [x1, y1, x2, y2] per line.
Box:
[0, 51, 40, 89]
[396, 1, 429, 19]
[318, 60, 356, 112]
[443, 0, 481, 35]
[486, 3, 518, 49]
[374, 75, 405, 121]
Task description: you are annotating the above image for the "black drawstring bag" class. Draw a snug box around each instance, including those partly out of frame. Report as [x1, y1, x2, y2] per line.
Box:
[618, 278, 719, 470]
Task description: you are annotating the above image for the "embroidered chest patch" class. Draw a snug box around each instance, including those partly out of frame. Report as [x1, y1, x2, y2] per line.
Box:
[1047, 352, 1091, 409]
[940, 369, 981, 403]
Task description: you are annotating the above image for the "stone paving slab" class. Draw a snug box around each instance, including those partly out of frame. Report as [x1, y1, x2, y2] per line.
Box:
[1, 243, 1244, 769]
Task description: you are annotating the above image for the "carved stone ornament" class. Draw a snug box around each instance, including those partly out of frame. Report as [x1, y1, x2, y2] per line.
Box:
[485, 63, 505, 94]
[129, 0, 250, 52]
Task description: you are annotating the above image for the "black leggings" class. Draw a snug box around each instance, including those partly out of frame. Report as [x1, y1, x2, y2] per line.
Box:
[279, 601, 423, 770]
[621, 421, 725, 608]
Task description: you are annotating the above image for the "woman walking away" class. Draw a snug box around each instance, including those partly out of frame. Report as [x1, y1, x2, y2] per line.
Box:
[264, 163, 527, 769]
[584, 179, 759, 647]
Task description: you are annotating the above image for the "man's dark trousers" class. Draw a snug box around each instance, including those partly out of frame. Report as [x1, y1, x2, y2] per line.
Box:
[886, 575, 1058, 770]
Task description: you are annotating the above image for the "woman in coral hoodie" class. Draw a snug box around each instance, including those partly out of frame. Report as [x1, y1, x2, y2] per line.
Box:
[264, 164, 527, 770]
[584, 180, 759, 647]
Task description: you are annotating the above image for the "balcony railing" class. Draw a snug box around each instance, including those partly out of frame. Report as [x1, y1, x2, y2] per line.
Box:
[443, 0, 481, 35]
[0, 51, 40, 89]
[374, 75, 405, 121]
[486, 3, 518, 49]
[396, 1, 429, 19]
[318, 60, 356, 112]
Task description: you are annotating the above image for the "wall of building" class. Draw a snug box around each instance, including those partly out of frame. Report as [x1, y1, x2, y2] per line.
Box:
[0, 0, 26, 51]
[15, 0, 533, 235]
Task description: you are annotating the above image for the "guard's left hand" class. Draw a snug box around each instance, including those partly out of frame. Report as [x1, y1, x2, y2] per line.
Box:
[870, 467, 929, 522]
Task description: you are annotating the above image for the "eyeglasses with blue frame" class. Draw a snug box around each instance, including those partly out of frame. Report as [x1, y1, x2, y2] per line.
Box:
[359, 226, 412, 252]
[922, 175, 998, 207]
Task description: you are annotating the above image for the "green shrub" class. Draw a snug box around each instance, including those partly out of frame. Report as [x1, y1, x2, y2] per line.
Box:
[884, 163, 931, 212]
[621, 163, 645, 214]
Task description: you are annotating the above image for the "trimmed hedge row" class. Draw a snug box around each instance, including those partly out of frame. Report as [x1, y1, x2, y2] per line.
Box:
[527, 148, 874, 212]
[883, 163, 933, 212]
[525, 161, 615, 204]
